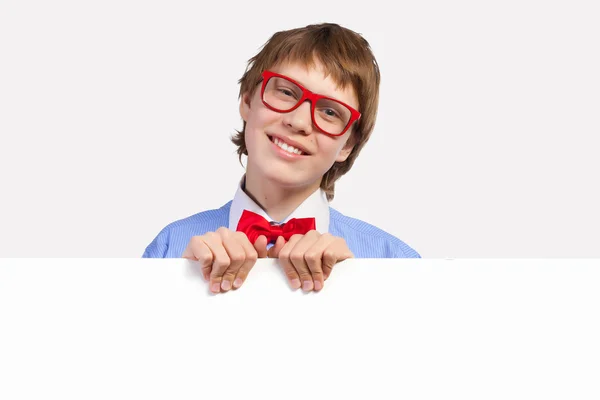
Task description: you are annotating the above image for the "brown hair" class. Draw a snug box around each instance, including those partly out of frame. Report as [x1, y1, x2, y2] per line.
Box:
[231, 23, 380, 201]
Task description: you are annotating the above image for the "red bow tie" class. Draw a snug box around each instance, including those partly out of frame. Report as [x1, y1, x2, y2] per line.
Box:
[236, 210, 316, 244]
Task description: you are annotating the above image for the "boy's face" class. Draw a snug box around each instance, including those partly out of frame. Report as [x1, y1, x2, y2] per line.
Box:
[240, 60, 358, 192]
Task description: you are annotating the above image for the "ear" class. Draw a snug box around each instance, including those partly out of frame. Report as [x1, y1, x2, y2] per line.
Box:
[239, 92, 252, 121]
[335, 136, 355, 163]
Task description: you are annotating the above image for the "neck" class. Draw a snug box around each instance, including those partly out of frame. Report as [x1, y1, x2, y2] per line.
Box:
[244, 171, 322, 222]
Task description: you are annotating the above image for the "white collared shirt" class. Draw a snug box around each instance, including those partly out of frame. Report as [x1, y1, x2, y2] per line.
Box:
[228, 175, 330, 234]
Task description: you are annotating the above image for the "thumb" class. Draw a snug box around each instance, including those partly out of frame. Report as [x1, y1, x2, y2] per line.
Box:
[267, 236, 286, 258]
[254, 235, 268, 258]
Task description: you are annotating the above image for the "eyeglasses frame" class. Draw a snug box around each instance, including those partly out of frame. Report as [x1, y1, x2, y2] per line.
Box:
[259, 70, 361, 137]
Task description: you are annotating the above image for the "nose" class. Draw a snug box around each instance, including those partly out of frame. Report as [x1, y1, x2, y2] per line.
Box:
[282, 100, 313, 135]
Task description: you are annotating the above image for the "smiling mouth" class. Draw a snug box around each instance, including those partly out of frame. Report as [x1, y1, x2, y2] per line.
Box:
[268, 135, 308, 156]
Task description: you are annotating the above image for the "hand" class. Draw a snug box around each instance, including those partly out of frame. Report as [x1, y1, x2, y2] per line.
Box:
[268, 231, 354, 292]
[182, 227, 268, 293]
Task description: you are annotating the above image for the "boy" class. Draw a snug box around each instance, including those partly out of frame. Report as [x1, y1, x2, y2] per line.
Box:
[143, 23, 420, 293]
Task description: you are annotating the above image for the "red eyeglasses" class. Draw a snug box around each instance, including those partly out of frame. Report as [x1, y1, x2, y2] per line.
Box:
[260, 70, 361, 136]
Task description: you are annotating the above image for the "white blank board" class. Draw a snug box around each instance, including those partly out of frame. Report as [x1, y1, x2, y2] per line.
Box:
[1, 258, 599, 399]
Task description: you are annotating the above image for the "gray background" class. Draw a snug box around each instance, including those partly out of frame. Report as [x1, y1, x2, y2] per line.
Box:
[1, 0, 598, 257]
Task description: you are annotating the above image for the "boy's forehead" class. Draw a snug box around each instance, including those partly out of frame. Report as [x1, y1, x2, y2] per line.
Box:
[270, 59, 341, 86]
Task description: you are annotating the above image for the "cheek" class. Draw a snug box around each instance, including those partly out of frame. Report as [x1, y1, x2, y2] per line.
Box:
[246, 108, 280, 134]
[244, 110, 278, 153]
[316, 135, 347, 157]
[244, 113, 264, 140]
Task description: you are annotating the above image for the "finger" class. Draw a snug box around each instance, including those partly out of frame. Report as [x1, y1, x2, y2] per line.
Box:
[289, 232, 321, 291]
[182, 236, 213, 281]
[232, 232, 259, 289]
[220, 234, 248, 292]
[323, 264, 332, 280]
[267, 235, 286, 259]
[254, 235, 268, 259]
[321, 238, 354, 279]
[304, 233, 336, 291]
[283, 233, 320, 291]
[202, 233, 231, 294]
[276, 235, 303, 289]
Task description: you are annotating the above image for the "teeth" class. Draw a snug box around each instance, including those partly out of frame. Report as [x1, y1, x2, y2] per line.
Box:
[273, 137, 303, 155]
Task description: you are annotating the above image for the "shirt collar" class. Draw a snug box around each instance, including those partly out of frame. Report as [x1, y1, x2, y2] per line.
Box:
[228, 175, 330, 233]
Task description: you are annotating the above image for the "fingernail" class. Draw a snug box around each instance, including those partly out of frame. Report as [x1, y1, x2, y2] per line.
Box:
[314, 280, 322, 291]
[302, 280, 313, 291]
[291, 278, 301, 289]
[233, 278, 243, 288]
[221, 280, 231, 291]
[210, 282, 221, 293]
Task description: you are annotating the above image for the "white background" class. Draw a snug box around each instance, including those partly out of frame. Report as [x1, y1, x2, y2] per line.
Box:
[1, 0, 598, 258]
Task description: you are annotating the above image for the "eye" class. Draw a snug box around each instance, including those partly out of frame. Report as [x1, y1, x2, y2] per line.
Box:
[274, 81, 301, 99]
[324, 108, 338, 117]
[278, 88, 296, 97]
[320, 107, 341, 120]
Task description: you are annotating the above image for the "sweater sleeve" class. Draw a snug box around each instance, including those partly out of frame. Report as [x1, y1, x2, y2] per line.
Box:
[142, 227, 170, 258]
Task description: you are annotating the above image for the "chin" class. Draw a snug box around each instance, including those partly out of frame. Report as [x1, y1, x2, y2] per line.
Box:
[261, 167, 320, 190]
[246, 146, 324, 190]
